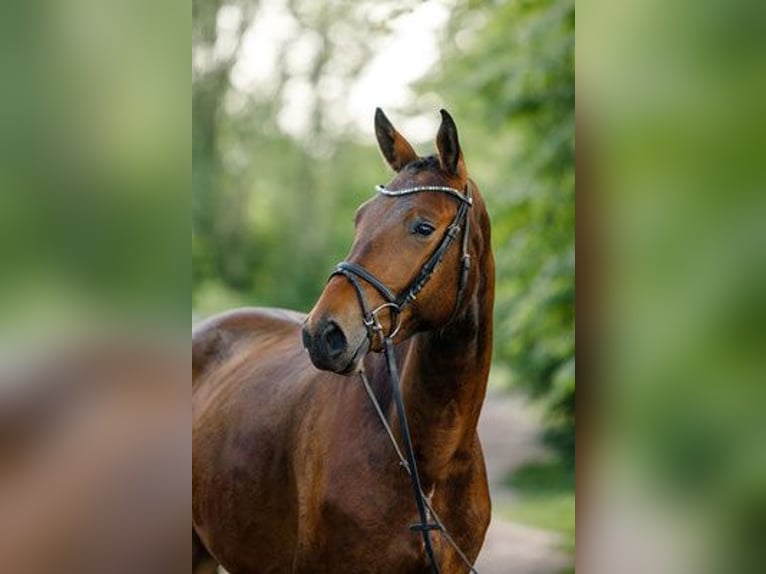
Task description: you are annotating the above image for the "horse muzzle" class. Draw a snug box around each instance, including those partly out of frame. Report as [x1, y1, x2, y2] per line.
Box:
[302, 316, 368, 374]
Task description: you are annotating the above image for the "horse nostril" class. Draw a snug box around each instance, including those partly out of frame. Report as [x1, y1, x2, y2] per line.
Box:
[322, 321, 347, 359]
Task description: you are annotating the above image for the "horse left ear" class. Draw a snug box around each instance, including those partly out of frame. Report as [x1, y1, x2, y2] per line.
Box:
[375, 108, 419, 172]
[436, 109, 466, 179]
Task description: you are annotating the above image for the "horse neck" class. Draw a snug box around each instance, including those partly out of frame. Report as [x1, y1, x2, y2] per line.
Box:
[399, 209, 494, 484]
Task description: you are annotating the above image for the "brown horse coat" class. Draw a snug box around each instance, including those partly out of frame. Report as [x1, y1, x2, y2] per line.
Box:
[193, 109, 494, 574]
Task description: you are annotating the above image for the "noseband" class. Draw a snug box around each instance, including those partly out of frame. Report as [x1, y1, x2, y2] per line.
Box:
[328, 183, 477, 574]
[331, 183, 473, 344]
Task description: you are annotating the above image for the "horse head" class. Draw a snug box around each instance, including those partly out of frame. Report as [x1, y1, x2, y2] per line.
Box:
[302, 108, 475, 374]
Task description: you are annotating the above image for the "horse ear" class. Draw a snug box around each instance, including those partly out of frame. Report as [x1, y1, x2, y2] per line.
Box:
[375, 108, 418, 172]
[436, 109, 466, 178]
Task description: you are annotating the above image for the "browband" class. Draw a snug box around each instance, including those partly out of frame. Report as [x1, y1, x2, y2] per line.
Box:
[374, 184, 472, 205]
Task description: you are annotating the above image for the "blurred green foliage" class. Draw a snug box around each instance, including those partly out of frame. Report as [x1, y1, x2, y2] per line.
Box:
[0, 0, 189, 335]
[192, 0, 574, 463]
[582, 0, 766, 570]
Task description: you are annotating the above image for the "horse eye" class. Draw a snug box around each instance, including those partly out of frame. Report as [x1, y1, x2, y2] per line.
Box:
[413, 222, 436, 237]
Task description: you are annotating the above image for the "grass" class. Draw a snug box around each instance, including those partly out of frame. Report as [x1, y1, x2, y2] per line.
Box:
[501, 458, 576, 556]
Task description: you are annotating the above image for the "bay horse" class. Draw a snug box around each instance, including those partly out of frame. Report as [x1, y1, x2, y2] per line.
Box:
[193, 108, 495, 573]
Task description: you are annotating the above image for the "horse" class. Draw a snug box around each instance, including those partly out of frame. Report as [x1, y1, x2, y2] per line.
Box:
[192, 108, 495, 574]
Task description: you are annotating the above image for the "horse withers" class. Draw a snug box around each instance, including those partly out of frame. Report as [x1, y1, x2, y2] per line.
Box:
[193, 109, 495, 573]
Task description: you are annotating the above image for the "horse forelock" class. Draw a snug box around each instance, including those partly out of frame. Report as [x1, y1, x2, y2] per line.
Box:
[403, 155, 440, 172]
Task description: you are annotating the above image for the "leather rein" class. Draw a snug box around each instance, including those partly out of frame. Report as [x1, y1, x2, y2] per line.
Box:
[329, 183, 478, 574]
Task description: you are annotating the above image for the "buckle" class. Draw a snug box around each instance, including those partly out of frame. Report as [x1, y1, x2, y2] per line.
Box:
[370, 302, 402, 339]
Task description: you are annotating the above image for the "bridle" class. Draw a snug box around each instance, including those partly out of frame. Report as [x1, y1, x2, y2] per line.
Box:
[329, 183, 478, 574]
[331, 183, 473, 346]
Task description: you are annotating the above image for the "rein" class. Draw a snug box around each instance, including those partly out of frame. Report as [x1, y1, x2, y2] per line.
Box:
[329, 184, 478, 574]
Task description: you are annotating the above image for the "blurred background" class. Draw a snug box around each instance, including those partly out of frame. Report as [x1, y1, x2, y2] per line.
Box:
[192, 0, 575, 571]
[579, 1, 766, 573]
[2, 0, 761, 571]
[0, 1, 189, 572]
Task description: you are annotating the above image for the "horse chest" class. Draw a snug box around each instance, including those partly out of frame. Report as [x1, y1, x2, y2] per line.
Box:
[300, 466, 438, 571]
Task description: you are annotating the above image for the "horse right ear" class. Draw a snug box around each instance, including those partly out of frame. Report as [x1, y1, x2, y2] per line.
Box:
[374, 108, 418, 172]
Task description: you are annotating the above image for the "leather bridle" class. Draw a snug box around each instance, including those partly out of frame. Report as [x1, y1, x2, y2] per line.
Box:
[331, 183, 473, 346]
[329, 183, 478, 574]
